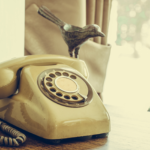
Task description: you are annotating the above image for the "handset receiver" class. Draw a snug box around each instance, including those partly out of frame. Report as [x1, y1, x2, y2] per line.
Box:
[0, 68, 17, 98]
[0, 55, 89, 98]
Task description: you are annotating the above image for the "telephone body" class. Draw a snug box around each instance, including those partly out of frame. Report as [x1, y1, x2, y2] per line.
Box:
[0, 55, 110, 140]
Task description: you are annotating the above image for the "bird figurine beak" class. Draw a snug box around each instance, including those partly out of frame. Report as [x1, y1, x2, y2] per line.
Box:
[96, 26, 105, 37]
[98, 31, 105, 37]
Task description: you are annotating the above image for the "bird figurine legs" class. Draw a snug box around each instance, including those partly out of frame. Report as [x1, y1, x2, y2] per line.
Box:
[69, 48, 74, 58]
[69, 47, 80, 59]
[74, 47, 80, 59]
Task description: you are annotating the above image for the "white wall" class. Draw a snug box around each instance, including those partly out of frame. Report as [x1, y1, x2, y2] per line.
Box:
[0, 0, 25, 63]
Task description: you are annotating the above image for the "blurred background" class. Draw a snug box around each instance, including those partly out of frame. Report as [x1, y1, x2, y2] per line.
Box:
[103, 0, 150, 111]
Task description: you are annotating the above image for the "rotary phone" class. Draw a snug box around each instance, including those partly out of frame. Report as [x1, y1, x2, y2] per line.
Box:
[0, 55, 110, 146]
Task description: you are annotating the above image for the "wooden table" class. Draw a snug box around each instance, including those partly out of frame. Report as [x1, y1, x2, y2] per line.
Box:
[0, 105, 150, 150]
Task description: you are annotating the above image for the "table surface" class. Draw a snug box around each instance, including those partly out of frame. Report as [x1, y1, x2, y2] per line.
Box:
[0, 105, 150, 150]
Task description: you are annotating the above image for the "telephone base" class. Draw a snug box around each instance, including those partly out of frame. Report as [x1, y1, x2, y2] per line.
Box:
[46, 133, 109, 144]
[0, 56, 110, 141]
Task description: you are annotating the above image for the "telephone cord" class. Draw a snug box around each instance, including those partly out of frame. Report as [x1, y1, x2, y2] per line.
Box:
[0, 120, 26, 146]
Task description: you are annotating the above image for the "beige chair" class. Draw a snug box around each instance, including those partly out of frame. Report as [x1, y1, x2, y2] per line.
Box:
[25, 0, 112, 100]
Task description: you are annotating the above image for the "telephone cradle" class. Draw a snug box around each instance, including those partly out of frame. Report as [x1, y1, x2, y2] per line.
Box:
[0, 54, 110, 144]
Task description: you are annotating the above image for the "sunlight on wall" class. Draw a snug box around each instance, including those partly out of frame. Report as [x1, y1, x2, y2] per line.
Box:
[0, 0, 25, 63]
[103, 0, 150, 111]
[108, 0, 118, 45]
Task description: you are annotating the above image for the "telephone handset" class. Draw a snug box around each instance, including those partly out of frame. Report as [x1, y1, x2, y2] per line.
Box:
[0, 55, 110, 145]
[0, 54, 89, 99]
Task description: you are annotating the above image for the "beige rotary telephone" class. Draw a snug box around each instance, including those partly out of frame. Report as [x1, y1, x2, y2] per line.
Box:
[0, 55, 110, 145]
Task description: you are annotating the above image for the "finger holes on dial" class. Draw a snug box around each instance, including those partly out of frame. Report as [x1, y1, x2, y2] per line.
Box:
[50, 88, 56, 92]
[64, 95, 70, 99]
[49, 73, 56, 78]
[55, 72, 61, 76]
[70, 75, 76, 79]
[72, 95, 78, 100]
[46, 77, 52, 82]
[56, 92, 62, 97]
[46, 82, 53, 87]
[62, 72, 69, 77]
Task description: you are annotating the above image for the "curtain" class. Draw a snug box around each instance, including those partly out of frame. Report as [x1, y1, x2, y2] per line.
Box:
[86, 0, 112, 44]
[25, 0, 112, 46]
[25, 0, 112, 96]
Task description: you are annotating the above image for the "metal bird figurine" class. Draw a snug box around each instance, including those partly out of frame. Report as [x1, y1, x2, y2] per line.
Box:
[38, 6, 105, 59]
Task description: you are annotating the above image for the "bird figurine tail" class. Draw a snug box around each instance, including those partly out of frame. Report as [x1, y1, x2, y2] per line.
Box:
[38, 6, 65, 27]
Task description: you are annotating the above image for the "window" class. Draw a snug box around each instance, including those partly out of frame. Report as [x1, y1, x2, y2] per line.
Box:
[103, 0, 150, 111]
